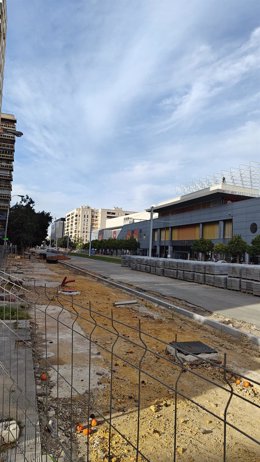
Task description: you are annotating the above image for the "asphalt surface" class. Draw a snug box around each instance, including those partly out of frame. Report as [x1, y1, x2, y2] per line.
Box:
[68, 256, 260, 328]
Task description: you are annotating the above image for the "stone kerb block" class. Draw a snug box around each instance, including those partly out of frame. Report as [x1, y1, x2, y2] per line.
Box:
[149, 258, 156, 267]
[150, 267, 156, 274]
[182, 261, 192, 271]
[241, 279, 253, 294]
[140, 265, 147, 272]
[121, 256, 129, 267]
[194, 273, 205, 284]
[156, 268, 164, 276]
[205, 274, 215, 286]
[227, 277, 241, 291]
[241, 266, 260, 281]
[253, 282, 260, 297]
[194, 262, 206, 273]
[183, 271, 194, 282]
[177, 270, 184, 279]
[164, 269, 178, 279]
[144, 265, 151, 273]
[206, 263, 228, 275]
[213, 275, 227, 289]
[156, 259, 165, 269]
[177, 260, 185, 270]
[168, 260, 178, 269]
[227, 264, 242, 278]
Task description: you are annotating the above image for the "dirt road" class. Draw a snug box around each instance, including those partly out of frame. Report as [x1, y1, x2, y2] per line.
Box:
[12, 257, 260, 461]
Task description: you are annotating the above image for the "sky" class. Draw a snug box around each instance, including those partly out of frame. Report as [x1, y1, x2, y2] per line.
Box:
[3, 0, 260, 218]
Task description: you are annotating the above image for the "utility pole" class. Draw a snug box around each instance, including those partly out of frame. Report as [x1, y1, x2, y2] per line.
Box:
[148, 206, 154, 258]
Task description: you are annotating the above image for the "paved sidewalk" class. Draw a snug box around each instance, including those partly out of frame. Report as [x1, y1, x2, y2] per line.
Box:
[67, 256, 260, 328]
[0, 320, 41, 462]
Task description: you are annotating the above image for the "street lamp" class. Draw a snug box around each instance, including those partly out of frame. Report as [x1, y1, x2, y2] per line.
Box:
[148, 206, 154, 258]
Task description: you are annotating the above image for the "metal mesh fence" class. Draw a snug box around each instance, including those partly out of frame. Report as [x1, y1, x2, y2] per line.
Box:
[0, 265, 259, 461]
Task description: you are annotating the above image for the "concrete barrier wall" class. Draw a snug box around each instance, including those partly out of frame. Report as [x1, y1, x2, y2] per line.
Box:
[121, 256, 260, 297]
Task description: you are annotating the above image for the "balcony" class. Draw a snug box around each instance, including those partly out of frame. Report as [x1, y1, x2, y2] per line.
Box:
[0, 172, 12, 180]
[0, 152, 14, 161]
[0, 143, 15, 151]
[0, 163, 13, 171]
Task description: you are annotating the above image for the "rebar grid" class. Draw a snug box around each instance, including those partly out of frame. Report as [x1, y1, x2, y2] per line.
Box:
[0, 268, 260, 462]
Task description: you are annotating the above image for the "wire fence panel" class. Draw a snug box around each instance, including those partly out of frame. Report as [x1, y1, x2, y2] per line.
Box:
[0, 267, 260, 462]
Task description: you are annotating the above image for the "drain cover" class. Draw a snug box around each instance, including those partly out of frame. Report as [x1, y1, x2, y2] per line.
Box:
[166, 341, 218, 363]
[169, 341, 217, 356]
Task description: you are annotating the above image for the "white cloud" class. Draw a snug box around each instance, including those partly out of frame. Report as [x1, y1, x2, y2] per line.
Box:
[3, 1, 260, 217]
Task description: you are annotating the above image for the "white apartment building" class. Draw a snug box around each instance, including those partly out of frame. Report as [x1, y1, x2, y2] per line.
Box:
[65, 206, 135, 243]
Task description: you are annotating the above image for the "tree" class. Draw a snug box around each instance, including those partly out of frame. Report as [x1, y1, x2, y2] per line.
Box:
[192, 238, 214, 260]
[226, 235, 248, 263]
[8, 196, 52, 252]
[248, 234, 260, 262]
[214, 243, 228, 260]
[57, 235, 74, 249]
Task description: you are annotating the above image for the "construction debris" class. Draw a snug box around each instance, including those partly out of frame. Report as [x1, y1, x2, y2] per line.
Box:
[0, 420, 20, 445]
[113, 300, 138, 306]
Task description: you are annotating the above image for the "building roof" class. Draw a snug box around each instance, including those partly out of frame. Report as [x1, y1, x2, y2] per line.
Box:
[149, 182, 260, 212]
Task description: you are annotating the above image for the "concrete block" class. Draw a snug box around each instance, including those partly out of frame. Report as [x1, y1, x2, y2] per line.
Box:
[241, 279, 253, 294]
[177, 270, 184, 279]
[194, 262, 206, 273]
[205, 274, 214, 286]
[168, 260, 178, 269]
[227, 264, 242, 278]
[150, 267, 156, 274]
[206, 263, 228, 275]
[227, 277, 241, 291]
[194, 273, 205, 284]
[253, 281, 260, 297]
[182, 261, 192, 271]
[149, 259, 156, 267]
[241, 266, 260, 281]
[156, 259, 165, 269]
[183, 271, 194, 282]
[164, 269, 178, 279]
[144, 265, 151, 273]
[155, 268, 164, 276]
[177, 260, 186, 270]
[140, 265, 146, 272]
[213, 275, 227, 289]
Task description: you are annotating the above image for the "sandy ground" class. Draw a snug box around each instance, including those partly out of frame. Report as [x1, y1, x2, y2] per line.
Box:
[8, 256, 260, 461]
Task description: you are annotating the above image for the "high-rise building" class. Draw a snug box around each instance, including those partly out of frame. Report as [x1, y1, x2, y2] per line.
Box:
[64, 206, 135, 243]
[0, 113, 16, 240]
[50, 218, 65, 243]
[0, 0, 7, 111]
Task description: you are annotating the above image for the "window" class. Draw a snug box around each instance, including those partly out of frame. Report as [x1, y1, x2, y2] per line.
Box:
[250, 223, 257, 234]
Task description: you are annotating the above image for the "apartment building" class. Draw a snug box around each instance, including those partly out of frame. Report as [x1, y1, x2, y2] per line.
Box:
[0, 113, 16, 239]
[65, 206, 135, 243]
[0, 0, 7, 111]
[50, 217, 65, 242]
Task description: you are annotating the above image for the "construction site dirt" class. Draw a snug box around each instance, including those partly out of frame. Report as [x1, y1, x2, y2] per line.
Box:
[9, 257, 260, 462]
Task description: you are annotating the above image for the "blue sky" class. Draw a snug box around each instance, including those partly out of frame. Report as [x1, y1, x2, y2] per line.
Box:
[3, 0, 260, 217]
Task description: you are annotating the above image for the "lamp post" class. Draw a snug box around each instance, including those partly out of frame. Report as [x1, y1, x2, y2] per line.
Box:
[148, 206, 154, 258]
[88, 225, 92, 256]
